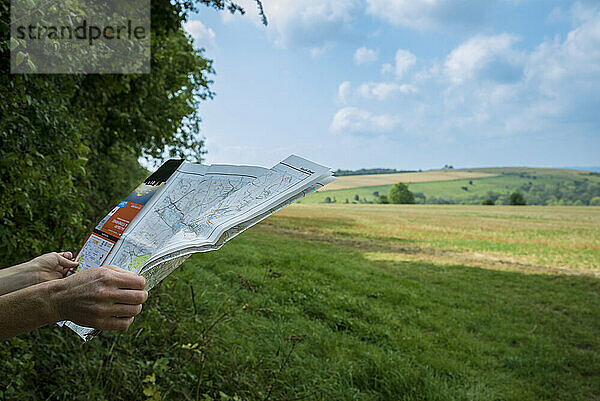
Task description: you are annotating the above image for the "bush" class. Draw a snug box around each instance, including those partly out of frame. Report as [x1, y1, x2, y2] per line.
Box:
[509, 192, 527, 205]
[377, 195, 389, 204]
[482, 198, 495, 205]
[389, 183, 415, 204]
[413, 192, 426, 204]
[0, 0, 250, 266]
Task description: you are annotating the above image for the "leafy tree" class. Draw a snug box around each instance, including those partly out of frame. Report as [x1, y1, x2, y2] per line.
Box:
[354, 194, 360, 201]
[590, 197, 600, 206]
[0, 0, 266, 266]
[509, 192, 527, 205]
[377, 195, 389, 204]
[389, 183, 415, 204]
[324, 197, 332, 204]
[482, 198, 495, 205]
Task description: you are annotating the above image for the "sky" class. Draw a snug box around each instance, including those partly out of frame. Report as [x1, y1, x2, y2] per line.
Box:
[183, 0, 600, 171]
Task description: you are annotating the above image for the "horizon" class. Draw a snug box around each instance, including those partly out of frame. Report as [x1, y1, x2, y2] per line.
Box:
[334, 165, 600, 173]
[141, 156, 600, 174]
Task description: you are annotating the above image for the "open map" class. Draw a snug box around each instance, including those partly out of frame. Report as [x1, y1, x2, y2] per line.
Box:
[64, 155, 335, 340]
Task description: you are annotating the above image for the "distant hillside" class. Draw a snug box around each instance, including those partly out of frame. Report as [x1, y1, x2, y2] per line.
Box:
[324, 170, 497, 191]
[305, 167, 600, 206]
[560, 166, 600, 173]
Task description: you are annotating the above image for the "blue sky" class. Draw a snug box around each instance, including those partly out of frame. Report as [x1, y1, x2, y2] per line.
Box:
[184, 0, 600, 170]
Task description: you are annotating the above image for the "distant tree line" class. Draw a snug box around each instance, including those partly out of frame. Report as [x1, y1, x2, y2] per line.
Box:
[325, 172, 600, 206]
[334, 168, 417, 176]
[424, 178, 600, 206]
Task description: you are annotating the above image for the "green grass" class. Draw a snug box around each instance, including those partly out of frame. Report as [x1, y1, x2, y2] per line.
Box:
[2, 223, 599, 400]
[303, 167, 600, 205]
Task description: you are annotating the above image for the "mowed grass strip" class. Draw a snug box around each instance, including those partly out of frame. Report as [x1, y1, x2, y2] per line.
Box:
[266, 204, 600, 272]
[324, 171, 497, 191]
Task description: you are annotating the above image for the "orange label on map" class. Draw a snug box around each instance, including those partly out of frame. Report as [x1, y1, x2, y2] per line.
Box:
[100, 202, 143, 238]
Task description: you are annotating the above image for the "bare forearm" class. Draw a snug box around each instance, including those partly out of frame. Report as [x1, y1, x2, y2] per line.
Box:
[0, 281, 59, 340]
[0, 266, 147, 340]
[0, 263, 37, 296]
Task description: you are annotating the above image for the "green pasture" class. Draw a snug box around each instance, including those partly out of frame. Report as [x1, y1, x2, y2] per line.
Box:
[2, 214, 599, 400]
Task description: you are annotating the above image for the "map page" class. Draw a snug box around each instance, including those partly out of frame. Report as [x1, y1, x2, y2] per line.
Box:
[65, 155, 334, 340]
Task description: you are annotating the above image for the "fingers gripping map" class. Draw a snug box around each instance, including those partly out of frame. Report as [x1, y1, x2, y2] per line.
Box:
[64, 155, 335, 340]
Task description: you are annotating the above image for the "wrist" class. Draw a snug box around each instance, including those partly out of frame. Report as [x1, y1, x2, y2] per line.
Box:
[21, 261, 41, 286]
[41, 279, 67, 324]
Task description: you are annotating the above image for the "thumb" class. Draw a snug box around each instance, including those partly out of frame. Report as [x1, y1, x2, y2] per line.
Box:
[57, 252, 79, 268]
[59, 251, 73, 259]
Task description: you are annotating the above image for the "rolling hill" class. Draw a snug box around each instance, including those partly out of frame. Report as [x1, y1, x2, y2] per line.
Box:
[305, 167, 600, 206]
[323, 170, 497, 191]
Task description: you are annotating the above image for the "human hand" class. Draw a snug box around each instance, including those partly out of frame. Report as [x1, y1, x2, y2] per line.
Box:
[49, 266, 148, 331]
[28, 251, 80, 284]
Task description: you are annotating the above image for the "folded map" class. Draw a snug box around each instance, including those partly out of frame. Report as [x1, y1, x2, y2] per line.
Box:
[62, 155, 335, 340]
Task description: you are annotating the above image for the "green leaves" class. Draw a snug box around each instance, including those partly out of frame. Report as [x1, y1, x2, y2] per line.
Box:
[15, 51, 26, 66]
[9, 38, 19, 51]
[0, 0, 218, 266]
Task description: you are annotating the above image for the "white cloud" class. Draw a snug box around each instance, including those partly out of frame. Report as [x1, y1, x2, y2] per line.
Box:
[338, 81, 416, 103]
[444, 34, 523, 84]
[183, 20, 216, 50]
[356, 82, 416, 101]
[310, 42, 335, 58]
[332, 4, 600, 142]
[331, 107, 401, 133]
[337, 81, 352, 103]
[252, 0, 362, 49]
[382, 49, 417, 79]
[394, 49, 417, 78]
[570, 2, 600, 24]
[437, 4, 600, 136]
[521, 5, 600, 120]
[366, 0, 491, 30]
[354, 47, 379, 65]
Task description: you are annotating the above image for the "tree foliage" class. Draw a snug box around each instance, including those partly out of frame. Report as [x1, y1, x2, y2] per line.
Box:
[0, 0, 265, 267]
[389, 183, 415, 204]
[509, 192, 527, 206]
[377, 195, 389, 204]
